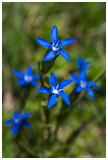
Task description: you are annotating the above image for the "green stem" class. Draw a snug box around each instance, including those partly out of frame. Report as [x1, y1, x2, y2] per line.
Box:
[38, 62, 51, 144]
[38, 62, 44, 87]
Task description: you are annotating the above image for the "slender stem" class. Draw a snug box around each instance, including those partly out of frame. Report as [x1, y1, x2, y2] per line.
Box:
[38, 62, 44, 87]
[44, 104, 51, 144]
[38, 62, 51, 144]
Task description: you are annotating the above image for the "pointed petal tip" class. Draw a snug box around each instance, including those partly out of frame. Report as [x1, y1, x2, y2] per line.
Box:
[50, 73, 57, 88]
[91, 97, 94, 100]
[66, 100, 70, 106]
[51, 25, 58, 44]
[54, 25, 57, 30]
[66, 57, 71, 63]
[35, 38, 51, 48]
[12, 132, 16, 135]
[68, 102, 70, 106]
[35, 38, 39, 42]
[69, 73, 73, 79]
[20, 113, 31, 121]
[59, 38, 77, 47]
[28, 125, 32, 128]
[72, 39, 77, 42]
[43, 57, 48, 61]
[95, 84, 99, 88]
[53, 24, 57, 27]
[27, 112, 31, 116]
[35, 38, 38, 41]
[69, 73, 72, 77]
[37, 88, 40, 92]
[31, 80, 38, 87]
[13, 70, 15, 73]
[48, 104, 52, 108]
[4, 119, 15, 125]
[69, 73, 79, 84]
[58, 49, 70, 62]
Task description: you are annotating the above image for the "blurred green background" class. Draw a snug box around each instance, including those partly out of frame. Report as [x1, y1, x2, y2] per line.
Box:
[2, 2, 106, 158]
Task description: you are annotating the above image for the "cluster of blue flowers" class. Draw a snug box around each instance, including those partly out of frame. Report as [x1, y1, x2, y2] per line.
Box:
[4, 25, 99, 134]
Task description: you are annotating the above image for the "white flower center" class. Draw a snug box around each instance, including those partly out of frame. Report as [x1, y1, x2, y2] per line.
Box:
[80, 80, 87, 88]
[52, 41, 59, 51]
[52, 46, 58, 51]
[52, 84, 63, 95]
[24, 75, 32, 82]
[52, 88, 59, 94]
[15, 118, 20, 124]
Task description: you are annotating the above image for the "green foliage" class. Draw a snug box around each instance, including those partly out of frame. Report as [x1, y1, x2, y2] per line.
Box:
[2, 2, 106, 158]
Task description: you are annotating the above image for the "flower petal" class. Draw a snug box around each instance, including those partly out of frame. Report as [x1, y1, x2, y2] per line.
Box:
[50, 73, 57, 88]
[31, 80, 38, 87]
[87, 81, 99, 88]
[37, 87, 51, 94]
[83, 61, 91, 69]
[79, 70, 87, 80]
[50, 25, 58, 44]
[32, 75, 40, 80]
[13, 70, 24, 78]
[35, 38, 51, 48]
[22, 120, 31, 128]
[77, 58, 84, 69]
[13, 110, 19, 119]
[20, 113, 31, 120]
[17, 79, 28, 85]
[86, 87, 94, 99]
[25, 67, 32, 76]
[58, 80, 72, 89]
[58, 49, 70, 62]
[77, 58, 91, 70]
[69, 73, 80, 84]
[48, 94, 58, 108]
[76, 85, 83, 92]
[44, 50, 56, 61]
[12, 124, 20, 135]
[4, 119, 15, 125]
[59, 38, 77, 47]
[59, 91, 70, 105]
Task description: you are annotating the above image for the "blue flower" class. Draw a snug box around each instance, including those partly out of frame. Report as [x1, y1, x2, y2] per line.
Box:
[69, 70, 99, 99]
[13, 67, 40, 87]
[77, 58, 91, 71]
[4, 110, 31, 135]
[35, 25, 76, 62]
[37, 73, 72, 108]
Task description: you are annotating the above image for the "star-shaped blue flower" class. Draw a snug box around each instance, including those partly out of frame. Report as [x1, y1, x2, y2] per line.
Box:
[4, 110, 31, 135]
[77, 58, 91, 71]
[69, 70, 99, 99]
[13, 67, 40, 87]
[37, 73, 72, 108]
[35, 25, 76, 62]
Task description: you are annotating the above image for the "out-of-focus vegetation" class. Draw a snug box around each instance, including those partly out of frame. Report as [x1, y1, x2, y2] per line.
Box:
[2, 2, 106, 158]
